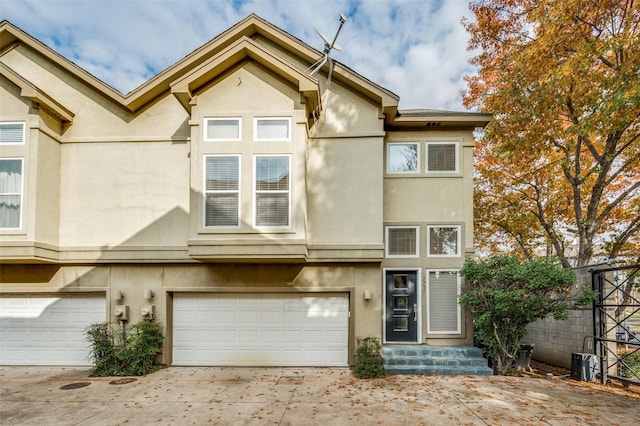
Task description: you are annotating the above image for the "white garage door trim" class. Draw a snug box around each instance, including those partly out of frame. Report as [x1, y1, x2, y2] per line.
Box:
[0, 295, 106, 366]
[173, 293, 349, 366]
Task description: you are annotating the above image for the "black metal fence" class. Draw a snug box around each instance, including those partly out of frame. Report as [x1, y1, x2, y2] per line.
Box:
[592, 264, 640, 385]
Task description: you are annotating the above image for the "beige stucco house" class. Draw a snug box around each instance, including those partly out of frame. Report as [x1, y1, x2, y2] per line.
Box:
[0, 15, 490, 369]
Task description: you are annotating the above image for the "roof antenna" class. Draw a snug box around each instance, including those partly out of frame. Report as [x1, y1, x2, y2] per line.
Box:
[308, 13, 347, 78]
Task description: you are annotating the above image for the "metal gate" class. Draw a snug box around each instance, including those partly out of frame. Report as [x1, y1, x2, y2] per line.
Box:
[592, 264, 640, 384]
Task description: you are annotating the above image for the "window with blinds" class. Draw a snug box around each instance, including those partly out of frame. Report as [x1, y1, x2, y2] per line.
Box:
[0, 158, 23, 229]
[0, 122, 25, 144]
[254, 118, 291, 141]
[255, 155, 290, 227]
[385, 226, 419, 257]
[204, 118, 241, 141]
[426, 142, 457, 172]
[427, 270, 461, 334]
[204, 156, 240, 227]
[427, 225, 460, 256]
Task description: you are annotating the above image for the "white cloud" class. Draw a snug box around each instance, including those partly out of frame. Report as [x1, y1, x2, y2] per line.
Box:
[1, 0, 478, 110]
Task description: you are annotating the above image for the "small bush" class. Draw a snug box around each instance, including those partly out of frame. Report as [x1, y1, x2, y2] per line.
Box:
[354, 337, 386, 379]
[619, 351, 640, 379]
[86, 320, 164, 376]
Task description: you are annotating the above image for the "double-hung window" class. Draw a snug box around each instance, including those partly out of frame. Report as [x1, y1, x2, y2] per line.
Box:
[427, 270, 461, 334]
[204, 155, 240, 227]
[387, 143, 419, 174]
[204, 118, 241, 141]
[427, 225, 461, 257]
[386, 226, 419, 257]
[254, 117, 291, 141]
[0, 158, 23, 229]
[255, 155, 290, 227]
[426, 142, 458, 173]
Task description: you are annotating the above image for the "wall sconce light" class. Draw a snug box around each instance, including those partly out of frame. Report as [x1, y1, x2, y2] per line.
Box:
[113, 290, 123, 302]
[363, 289, 372, 301]
[144, 289, 154, 301]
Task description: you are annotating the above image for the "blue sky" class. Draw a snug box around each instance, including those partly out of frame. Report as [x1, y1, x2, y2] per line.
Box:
[1, 0, 478, 110]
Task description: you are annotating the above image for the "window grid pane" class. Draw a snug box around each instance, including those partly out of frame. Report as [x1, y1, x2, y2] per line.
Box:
[388, 143, 418, 173]
[387, 227, 417, 256]
[0, 123, 25, 144]
[206, 119, 240, 140]
[255, 156, 290, 227]
[429, 226, 459, 256]
[427, 144, 456, 171]
[0, 159, 23, 228]
[204, 156, 239, 227]
[256, 119, 290, 140]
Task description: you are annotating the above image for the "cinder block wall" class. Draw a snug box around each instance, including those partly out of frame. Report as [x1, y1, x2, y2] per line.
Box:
[525, 266, 594, 369]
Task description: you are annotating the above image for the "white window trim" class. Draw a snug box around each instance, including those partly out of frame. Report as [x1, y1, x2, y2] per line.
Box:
[253, 117, 291, 141]
[203, 155, 241, 229]
[426, 269, 462, 335]
[0, 157, 24, 230]
[382, 268, 422, 344]
[385, 225, 420, 258]
[203, 117, 242, 142]
[425, 141, 459, 174]
[0, 122, 26, 145]
[427, 225, 462, 257]
[253, 154, 291, 230]
[386, 142, 420, 174]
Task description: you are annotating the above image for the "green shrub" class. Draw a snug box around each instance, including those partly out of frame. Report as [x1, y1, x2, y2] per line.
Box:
[619, 350, 640, 379]
[85, 320, 164, 376]
[354, 337, 386, 379]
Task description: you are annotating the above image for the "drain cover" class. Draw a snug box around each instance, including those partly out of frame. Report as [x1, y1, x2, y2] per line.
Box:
[59, 382, 91, 390]
[109, 378, 137, 385]
[277, 376, 304, 385]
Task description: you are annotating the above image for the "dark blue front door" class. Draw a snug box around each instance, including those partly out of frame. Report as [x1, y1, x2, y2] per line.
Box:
[385, 270, 418, 342]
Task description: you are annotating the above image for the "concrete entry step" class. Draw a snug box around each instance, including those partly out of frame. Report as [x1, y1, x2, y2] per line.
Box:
[382, 345, 493, 376]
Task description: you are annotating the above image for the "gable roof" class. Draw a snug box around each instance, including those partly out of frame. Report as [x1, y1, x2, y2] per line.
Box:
[0, 15, 400, 117]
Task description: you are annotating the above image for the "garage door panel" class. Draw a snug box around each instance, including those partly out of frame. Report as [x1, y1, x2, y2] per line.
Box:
[173, 293, 348, 366]
[0, 296, 106, 366]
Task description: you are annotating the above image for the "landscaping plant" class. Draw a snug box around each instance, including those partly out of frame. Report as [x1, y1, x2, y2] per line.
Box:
[85, 320, 164, 376]
[459, 255, 595, 375]
[354, 337, 386, 379]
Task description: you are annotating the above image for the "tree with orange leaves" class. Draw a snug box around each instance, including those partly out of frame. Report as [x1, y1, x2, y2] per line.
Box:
[464, 0, 640, 268]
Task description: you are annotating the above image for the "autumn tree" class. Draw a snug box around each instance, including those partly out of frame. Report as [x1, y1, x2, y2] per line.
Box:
[463, 0, 640, 268]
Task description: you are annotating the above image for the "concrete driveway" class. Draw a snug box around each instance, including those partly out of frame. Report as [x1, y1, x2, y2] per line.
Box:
[1, 366, 638, 425]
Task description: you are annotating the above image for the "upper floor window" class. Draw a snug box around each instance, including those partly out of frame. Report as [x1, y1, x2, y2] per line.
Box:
[204, 117, 241, 141]
[387, 143, 418, 173]
[386, 226, 419, 257]
[0, 122, 25, 145]
[426, 142, 458, 173]
[0, 158, 23, 229]
[204, 155, 240, 227]
[255, 155, 290, 228]
[427, 225, 461, 257]
[254, 117, 291, 141]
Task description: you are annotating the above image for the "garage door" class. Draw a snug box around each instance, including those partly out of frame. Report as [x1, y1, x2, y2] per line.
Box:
[0, 296, 106, 366]
[173, 293, 349, 366]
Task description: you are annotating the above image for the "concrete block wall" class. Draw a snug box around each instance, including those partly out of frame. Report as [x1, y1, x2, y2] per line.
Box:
[525, 266, 595, 369]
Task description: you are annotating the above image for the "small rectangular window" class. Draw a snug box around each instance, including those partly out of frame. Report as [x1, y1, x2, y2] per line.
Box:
[0, 122, 25, 144]
[427, 270, 461, 334]
[204, 118, 241, 141]
[386, 226, 419, 257]
[204, 156, 240, 227]
[387, 143, 418, 173]
[426, 142, 457, 172]
[254, 118, 291, 141]
[427, 225, 461, 257]
[255, 155, 290, 227]
[0, 158, 23, 229]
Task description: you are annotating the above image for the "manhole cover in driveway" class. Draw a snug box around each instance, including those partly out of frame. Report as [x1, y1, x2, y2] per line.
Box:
[109, 378, 137, 385]
[59, 382, 91, 390]
[277, 376, 304, 385]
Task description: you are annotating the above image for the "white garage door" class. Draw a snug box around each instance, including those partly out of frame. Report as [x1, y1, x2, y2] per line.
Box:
[173, 293, 349, 366]
[0, 296, 106, 366]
